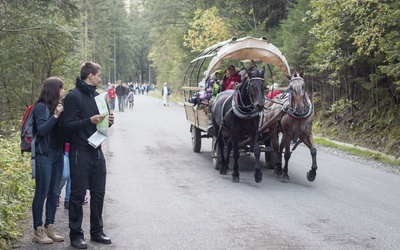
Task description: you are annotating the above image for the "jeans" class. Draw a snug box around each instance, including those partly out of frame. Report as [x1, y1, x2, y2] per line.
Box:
[32, 148, 63, 229]
[58, 153, 71, 202]
[117, 95, 125, 112]
[109, 98, 115, 110]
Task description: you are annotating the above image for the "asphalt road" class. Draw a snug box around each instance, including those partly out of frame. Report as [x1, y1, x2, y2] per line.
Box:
[15, 94, 400, 249]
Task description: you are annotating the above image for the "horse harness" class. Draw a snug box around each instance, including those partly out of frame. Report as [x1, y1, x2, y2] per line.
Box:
[217, 76, 264, 138]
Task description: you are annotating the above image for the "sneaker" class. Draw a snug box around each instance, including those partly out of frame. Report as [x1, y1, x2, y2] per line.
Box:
[32, 226, 53, 244]
[45, 224, 64, 242]
[64, 201, 69, 209]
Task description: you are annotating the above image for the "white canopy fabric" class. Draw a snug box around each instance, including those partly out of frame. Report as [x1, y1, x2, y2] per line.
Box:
[204, 36, 290, 78]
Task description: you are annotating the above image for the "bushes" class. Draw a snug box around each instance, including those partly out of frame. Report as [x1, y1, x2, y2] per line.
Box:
[0, 135, 33, 249]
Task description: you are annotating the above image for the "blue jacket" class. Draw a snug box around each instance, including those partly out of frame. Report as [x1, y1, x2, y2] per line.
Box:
[33, 102, 62, 154]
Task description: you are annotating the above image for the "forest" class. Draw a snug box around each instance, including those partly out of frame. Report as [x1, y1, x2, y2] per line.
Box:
[0, 0, 399, 245]
[1, 0, 399, 156]
[0, 0, 400, 156]
[0, 0, 399, 155]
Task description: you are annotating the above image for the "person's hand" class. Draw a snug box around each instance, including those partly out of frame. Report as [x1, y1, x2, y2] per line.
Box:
[54, 103, 63, 118]
[90, 114, 106, 124]
[108, 112, 114, 125]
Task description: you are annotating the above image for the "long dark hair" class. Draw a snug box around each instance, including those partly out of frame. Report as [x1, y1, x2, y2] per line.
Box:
[36, 77, 64, 112]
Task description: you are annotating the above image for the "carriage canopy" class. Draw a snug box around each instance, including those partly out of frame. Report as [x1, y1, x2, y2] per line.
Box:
[203, 36, 290, 78]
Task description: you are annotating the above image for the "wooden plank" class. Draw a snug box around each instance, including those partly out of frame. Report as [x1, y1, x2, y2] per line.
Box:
[182, 86, 204, 91]
[184, 102, 210, 132]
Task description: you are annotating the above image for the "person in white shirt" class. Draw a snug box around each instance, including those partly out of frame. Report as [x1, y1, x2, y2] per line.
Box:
[161, 82, 171, 106]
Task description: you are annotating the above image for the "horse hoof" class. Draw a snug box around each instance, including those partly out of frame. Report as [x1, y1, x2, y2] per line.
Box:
[274, 167, 283, 176]
[307, 171, 316, 182]
[232, 176, 240, 182]
[281, 177, 290, 183]
[219, 169, 227, 175]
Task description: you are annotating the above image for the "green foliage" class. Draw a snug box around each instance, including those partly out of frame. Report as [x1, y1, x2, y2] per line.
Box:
[0, 135, 34, 247]
[183, 7, 231, 53]
[0, 0, 80, 131]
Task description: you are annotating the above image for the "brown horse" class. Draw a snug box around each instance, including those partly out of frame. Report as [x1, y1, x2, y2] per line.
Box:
[264, 70, 317, 182]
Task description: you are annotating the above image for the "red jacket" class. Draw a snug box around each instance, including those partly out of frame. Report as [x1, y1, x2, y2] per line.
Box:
[267, 90, 281, 99]
[107, 88, 116, 99]
[222, 73, 241, 91]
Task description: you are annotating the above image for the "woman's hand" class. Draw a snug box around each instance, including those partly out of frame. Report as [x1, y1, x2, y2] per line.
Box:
[54, 103, 64, 118]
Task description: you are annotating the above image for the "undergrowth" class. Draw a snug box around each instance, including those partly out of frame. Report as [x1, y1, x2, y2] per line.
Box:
[0, 135, 33, 249]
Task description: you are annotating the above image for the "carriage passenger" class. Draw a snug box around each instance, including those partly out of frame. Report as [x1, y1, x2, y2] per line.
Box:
[267, 83, 282, 99]
[211, 69, 223, 100]
[221, 65, 241, 91]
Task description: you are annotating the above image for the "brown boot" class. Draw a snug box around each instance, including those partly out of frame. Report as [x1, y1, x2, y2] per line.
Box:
[32, 226, 53, 244]
[45, 224, 64, 242]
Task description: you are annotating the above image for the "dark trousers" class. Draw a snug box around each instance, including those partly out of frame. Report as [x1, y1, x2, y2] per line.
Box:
[69, 148, 106, 240]
[32, 148, 64, 229]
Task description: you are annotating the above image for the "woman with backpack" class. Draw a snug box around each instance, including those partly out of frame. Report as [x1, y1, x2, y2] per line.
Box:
[31, 77, 65, 244]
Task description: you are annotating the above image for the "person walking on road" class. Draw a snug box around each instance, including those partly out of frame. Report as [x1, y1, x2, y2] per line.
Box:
[62, 61, 114, 249]
[31, 77, 65, 245]
[162, 82, 171, 106]
[115, 82, 126, 112]
[107, 84, 116, 110]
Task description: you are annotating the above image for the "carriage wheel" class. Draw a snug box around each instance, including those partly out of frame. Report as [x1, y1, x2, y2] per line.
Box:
[191, 125, 201, 152]
[212, 137, 220, 169]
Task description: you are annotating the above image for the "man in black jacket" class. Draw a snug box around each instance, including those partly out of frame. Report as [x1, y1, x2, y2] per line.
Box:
[115, 82, 126, 112]
[62, 61, 114, 249]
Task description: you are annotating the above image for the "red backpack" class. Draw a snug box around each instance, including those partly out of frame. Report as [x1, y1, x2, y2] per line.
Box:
[20, 104, 36, 153]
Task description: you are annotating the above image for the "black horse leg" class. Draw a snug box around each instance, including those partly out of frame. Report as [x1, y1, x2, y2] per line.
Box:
[281, 142, 291, 183]
[231, 138, 240, 182]
[226, 139, 232, 170]
[218, 137, 228, 175]
[253, 134, 263, 183]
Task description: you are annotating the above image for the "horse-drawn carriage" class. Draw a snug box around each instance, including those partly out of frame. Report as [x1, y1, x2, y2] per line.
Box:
[182, 36, 318, 183]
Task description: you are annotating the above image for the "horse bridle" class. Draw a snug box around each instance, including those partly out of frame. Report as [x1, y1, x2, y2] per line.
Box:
[287, 77, 312, 119]
[231, 77, 265, 119]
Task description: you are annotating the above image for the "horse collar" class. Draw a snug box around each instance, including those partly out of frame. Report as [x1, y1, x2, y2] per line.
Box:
[232, 89, 260, 119]
[288, 92, 313, 119]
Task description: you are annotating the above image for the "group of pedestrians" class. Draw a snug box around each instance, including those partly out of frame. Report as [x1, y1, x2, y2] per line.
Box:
[107, 82, 153, 112]
[31, 61, 114, 249]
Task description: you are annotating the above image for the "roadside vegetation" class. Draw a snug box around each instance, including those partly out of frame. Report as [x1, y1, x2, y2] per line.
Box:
[0, 136, 33, 249]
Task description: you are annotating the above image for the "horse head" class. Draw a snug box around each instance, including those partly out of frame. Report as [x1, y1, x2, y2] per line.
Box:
[286, 69, 312, 117]
[239, 66, 266, 113]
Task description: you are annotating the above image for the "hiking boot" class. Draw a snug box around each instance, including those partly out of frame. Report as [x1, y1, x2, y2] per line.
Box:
[32, 226, 53, 244]
[45, 224, 64, 242]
